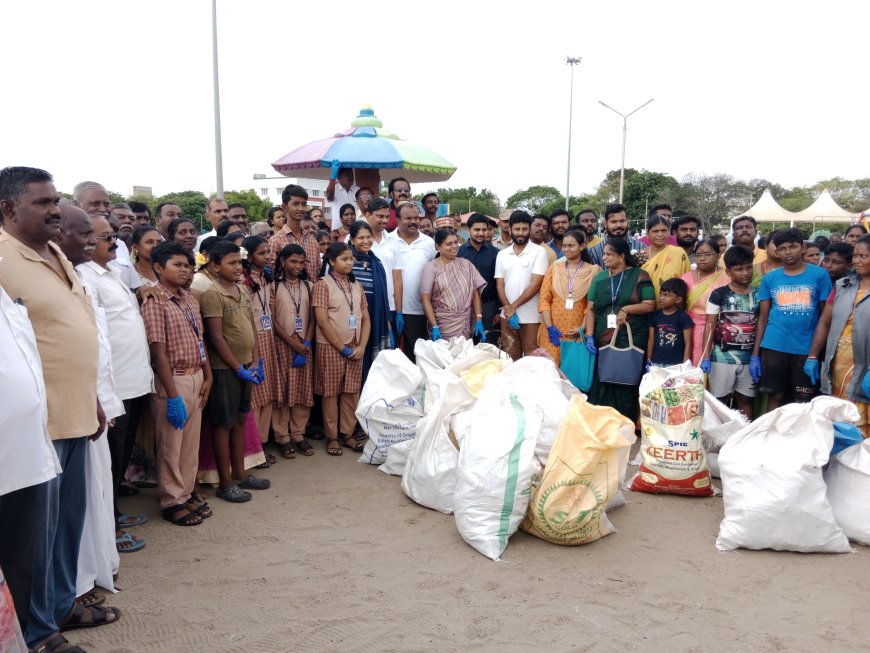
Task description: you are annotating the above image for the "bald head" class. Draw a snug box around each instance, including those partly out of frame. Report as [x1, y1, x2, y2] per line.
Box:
[57, 204, 95, 265]
[73, 181, 110, 218]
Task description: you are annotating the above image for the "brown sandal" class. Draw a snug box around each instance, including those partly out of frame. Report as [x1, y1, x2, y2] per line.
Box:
[32, 633, 86, 653]
[292, 437, 315, 456]
[326, 438, 342, 456]
[59, 601, 122, 631]
[279, 441, 296, 459]
[75, 589, 105, 608]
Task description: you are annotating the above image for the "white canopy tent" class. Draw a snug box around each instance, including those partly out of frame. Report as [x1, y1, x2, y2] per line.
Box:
[730, 188, 795, 225]
[791, 189, 859, 225]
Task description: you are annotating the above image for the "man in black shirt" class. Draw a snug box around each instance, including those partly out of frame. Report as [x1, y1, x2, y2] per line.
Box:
[459, 213, 499, 340]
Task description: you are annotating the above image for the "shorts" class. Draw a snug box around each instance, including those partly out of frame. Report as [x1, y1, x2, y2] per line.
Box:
[708, 361, 757, 399]
[207, 368, 253, 426]
[758, 348, 815, 402]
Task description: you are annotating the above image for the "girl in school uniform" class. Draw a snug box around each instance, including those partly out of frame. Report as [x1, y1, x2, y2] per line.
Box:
[240, 236, 279, 452]
[272, 244, 316, 458]
[313, 243, 371, 456]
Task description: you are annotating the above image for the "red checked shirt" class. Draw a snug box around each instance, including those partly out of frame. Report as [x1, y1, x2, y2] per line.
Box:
[140, 285, 205, 370]
[268, 225, 321, 282]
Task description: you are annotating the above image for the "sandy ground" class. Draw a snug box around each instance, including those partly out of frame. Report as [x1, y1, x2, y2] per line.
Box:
[76, 445, 870, 653]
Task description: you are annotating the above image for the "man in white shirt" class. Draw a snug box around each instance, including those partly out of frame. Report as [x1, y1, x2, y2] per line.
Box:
[494, 210, 549, 360]
[0, 284, 61, 642]
[195, 198, 230, 252]
[326, 162, 358, 230]
[388, 201, 435, 362]
[78, 215, 155, 532]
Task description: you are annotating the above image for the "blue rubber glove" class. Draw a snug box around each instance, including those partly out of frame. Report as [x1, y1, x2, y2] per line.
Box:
[291, 352, 307, 368]
[341, 346, 354, 358]
[803, 358, 820, 386]
[474, 320, 486, 342]
[863, 370, 870, 398]
[166, 396, 187, 430]
[645, 361, 653, 373]
[303, 339, 311, 350]
[546, 325, 562, 348]
[508, 313, 520, 330]
[388, 326, 396, 349]
[235, 365, 257, 383]
[700, 358, 712, 374]
[330, 159, 341, 180]
[431, 326, 442, 341]
[749, 355, 762, 384]
[256, 357, 265, 382]
[395, 312, 405, 336]
[585, 336, 597, 355]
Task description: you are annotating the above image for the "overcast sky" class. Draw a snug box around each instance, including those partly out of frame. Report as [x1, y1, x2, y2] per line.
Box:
[2, 0, 867, 206]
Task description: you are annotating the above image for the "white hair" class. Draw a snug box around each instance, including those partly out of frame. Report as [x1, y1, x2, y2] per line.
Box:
[250, 221, 270, 237]
[72, 180, 106, 203]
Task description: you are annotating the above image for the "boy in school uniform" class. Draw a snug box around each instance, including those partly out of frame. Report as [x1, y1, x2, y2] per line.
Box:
[200, 240, 269, 503]
[700, 245, 760, 419]
[646, 278, 693, 370]
[140, 243, 214, 526]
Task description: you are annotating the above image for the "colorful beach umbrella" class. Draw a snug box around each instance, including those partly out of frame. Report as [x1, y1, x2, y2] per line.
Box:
[271, 107, 457, 183]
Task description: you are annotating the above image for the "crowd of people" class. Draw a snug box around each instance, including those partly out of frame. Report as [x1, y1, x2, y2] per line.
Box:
[1, 163, 869, 652]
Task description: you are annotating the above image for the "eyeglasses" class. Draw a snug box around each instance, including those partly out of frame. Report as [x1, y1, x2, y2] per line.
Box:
[695, 251, 716, 259]
[393, 188, 410, 194]
[96, 233, 118, 242]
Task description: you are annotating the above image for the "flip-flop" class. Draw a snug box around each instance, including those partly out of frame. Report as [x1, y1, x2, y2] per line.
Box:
[116, 514, 148, 528]
[116, 532, 146, 553]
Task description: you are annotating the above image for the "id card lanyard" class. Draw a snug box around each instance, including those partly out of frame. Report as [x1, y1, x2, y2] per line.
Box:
[608, 270, 625, 329]
[254, 283, 272, 331]
[173, 297, 207, 362]
[332, 273, 357, 331]
[285, 279, 304, 334]
[565, 261, 583, 310]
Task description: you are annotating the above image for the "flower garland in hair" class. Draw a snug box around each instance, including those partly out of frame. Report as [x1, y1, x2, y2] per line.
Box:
[239, 247, 249, 261]
[194, 251, 208, 271]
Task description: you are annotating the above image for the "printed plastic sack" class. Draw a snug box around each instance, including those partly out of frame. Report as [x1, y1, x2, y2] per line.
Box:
[631, 362, 713, 496]
[401, 368, 475, 513]
[825, 439, 870, 546]
[521, 394, 636, 545]
[453, 357, 562, 560]
[716, 396, 856, 553]
[356, 350, 425, 465]
[702, 391, 749, 478]
[378, 438, 415, 476]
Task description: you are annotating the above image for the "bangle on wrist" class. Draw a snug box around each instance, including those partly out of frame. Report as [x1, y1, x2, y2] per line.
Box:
[807, 356, 818, 360]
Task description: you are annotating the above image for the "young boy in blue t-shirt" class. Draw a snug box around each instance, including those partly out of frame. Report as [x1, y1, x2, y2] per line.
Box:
[646, 278, 693, 370]
[752, 227, 832, 411]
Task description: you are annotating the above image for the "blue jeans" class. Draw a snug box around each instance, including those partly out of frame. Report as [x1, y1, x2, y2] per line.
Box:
[26, 437, 88, 647]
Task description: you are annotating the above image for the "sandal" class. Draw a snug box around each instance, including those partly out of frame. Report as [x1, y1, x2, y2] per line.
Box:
[306, 423, 326, 441]
[279, 441, 296, 459]
[216, 484, 252, 503]
[75, 589, 105, 608]
[238, 474, 271, 490]
[32, 633, 86, 653]
[116, 532, 145, 553]
[326, 438, 343, 456]
[162, 504, 203, 526]
[186, 493, 213, 519]
[116, 513, 147, 528]
[340, 434, 365, 452]
[292, 437, 315, 456]
[59, 601, 122, 631]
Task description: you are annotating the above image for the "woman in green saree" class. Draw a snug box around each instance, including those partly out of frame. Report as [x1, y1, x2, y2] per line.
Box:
[584, 238, 657, 421]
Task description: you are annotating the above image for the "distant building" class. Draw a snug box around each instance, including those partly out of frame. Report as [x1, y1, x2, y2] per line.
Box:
[251, 173, 329, 215]
[132, 185, 153, 199]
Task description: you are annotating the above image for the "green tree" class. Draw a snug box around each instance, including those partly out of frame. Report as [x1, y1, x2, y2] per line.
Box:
[431, 186, 500, 217]
[154, 190, 209, 232]
[108, 191, 126, 206]
[505, 185, 563, 213]
[677, 173, 747, 234]
[223, 189, 273, 224]
[778, 186, 814, 212]
[621, 170, 681, 233]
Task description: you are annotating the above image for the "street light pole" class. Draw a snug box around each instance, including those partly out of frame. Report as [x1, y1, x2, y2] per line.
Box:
[212, 0, 224, 199]
[597, 98, 654, 204]
[565, 57, 582, 210]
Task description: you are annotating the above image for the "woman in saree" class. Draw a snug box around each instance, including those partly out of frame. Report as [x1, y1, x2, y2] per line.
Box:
[349, 221, 392, 383]
[807, 234, 870, 438]
[538, 229, 600, 365]
[641, 215, 690, 298]
[420, 229, 487, 341]
[584, 238, 656, 422]
[680, 238, 729, 364]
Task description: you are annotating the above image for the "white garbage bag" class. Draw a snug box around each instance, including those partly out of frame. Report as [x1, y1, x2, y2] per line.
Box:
[825, 439, 870, 546]
[701, 391, 749, 478]
[716, 396, 856, 553]
[378, 438, 416, 476]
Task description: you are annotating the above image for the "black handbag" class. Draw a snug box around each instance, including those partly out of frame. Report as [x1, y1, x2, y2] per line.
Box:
[597, 322, 645, 386]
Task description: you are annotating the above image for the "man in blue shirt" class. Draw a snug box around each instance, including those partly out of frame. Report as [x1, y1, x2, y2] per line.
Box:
[588, 203, 646, 267]
[752, 227, 832, 411]
[459, 213, 499, 340]
[547, 209, 571, 258]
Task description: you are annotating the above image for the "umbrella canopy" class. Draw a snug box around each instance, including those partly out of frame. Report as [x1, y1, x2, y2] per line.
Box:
[272, 107, 457, 183]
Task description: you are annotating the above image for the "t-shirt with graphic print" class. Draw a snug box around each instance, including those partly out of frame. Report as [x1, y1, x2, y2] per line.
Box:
[706, 285, 759, 364]
[649, 308, 693, 366]
[757, 264, 831, 355]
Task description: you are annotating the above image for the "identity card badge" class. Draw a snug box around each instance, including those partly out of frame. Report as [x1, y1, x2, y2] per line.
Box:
[197, 340, 207, 362]
[607, 313, 617, 329]
[565, 297, 574, 311]
[295, 316, 304, 333]
[348, 314, 358, 329]
[260, 314, 273, 331]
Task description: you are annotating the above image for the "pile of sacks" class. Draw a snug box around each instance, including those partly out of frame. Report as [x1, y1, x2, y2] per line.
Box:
[356, 338, 637, 560]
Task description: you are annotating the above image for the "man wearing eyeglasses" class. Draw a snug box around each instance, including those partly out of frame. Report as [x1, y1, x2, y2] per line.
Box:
[74, 181, 142, 291]
[386, 177, 411, 232]
[355, 187, 376, 215]
[326, 160, 359, 230]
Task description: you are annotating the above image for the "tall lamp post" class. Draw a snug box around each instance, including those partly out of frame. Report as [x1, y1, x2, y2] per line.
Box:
[564, 57, 582, 210]
[212, 0, 224, 199]
[597, 98, 654, 203]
